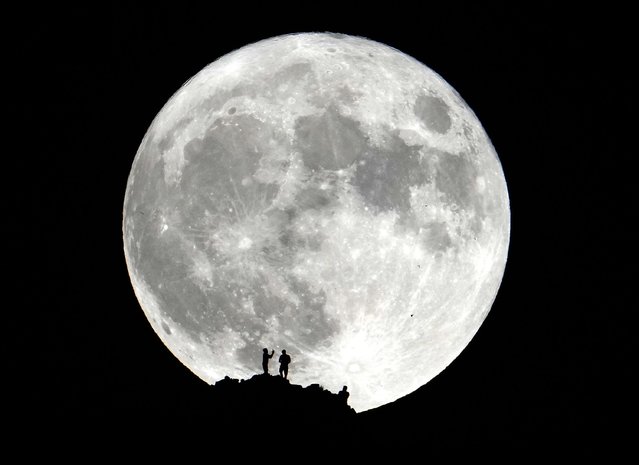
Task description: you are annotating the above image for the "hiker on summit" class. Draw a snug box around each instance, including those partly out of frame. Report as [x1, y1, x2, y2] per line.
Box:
[262, 348, 275, 374]
[278, 350, 291, 379]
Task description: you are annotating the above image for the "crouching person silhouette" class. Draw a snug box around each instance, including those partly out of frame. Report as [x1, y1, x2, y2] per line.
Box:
[278, 350, 291, 379]
[338, 386, 350, 405]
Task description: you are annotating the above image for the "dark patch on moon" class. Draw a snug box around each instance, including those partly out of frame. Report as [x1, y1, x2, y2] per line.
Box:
[421, 221, 453, 252]
[434, 152, 484, 235]
[279, 222, 324, 253]
[271, 62, 314, 96]
[180, 113, 281, 219]
[295, 186, 334, 211]
[154, 270, 271, 341]
[272, 188, 334, 254]
[161, 321, 172, 335]
[295, 106, 366, 172]
[336, 86, 361, 105]
[324, 32, 347, 40]
[261, 206, 324, 273]
[134, 232, 217, 338]
[295, 107, 432, 227]
[414, 94, 451, 134]
[157, 117, 193, 154]
[352, 130, 428, 220]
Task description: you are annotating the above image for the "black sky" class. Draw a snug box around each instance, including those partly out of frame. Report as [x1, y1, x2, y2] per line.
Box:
[12, 3, 633, 454]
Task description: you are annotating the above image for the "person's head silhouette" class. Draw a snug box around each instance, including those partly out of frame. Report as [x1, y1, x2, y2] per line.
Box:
[282, 350, 287, 354]
[263, 348, 268, 353]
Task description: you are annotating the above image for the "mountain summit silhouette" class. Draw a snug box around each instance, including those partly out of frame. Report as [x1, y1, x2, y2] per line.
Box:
[210, 374, 357, 425]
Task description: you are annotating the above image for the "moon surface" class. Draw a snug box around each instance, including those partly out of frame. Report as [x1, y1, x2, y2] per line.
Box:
[123, 33, 510, 412]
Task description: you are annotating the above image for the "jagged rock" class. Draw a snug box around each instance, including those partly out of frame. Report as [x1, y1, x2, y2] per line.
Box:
[208, 374, 357, 427]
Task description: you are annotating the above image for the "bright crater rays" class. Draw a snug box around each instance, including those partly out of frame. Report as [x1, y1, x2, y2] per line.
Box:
[123, 33, 510, 412]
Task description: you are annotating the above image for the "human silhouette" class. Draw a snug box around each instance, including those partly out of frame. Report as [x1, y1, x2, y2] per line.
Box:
[278, 350, 291, 379]
[262, 348, 275, 374]
[338, 385, 350, 405]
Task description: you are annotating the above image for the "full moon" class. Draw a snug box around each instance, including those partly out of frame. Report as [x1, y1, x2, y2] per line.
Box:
[123, 33, 510, 412]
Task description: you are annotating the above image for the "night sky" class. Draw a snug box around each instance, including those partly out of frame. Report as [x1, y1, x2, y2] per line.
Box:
[13, 3, 632, 454]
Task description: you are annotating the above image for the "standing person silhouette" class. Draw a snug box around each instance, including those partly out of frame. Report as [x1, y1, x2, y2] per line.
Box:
[262, 348, 275, 374]
[278, 350, 291, 379]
